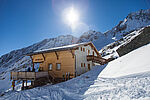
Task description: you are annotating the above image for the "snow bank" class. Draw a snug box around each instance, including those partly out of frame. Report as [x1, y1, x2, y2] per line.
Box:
[0, 65, 106, 100]
[100, 43, 150, 78]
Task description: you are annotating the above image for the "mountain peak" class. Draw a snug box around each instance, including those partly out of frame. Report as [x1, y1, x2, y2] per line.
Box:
[104, 9, 150, 39]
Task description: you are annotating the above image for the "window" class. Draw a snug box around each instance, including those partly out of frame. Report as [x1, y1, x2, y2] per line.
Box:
[48, 64, 52, 71]
[81, 47, 82, 51]
[56, 63, 61, 70]
[83, 48, 85, 52]
[87, 50, 90, 55]
[84, 63, 86, 67]
[88, 64, 91, 70]
[81, 63, 83, 67]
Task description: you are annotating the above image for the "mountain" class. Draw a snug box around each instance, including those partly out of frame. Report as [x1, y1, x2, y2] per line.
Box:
[117, 25, 150, 56]
[105, 9, 150, 39]
[77, 30, 113, 50]
[78, 9, 150, 50]
[100, 25, 150, 59]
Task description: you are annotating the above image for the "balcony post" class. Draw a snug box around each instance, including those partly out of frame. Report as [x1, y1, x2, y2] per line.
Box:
[12, 80, 15, 90]
[22, 80, 25, 90]
[30, 56, 35, 71]
[26, 80, 27, 87]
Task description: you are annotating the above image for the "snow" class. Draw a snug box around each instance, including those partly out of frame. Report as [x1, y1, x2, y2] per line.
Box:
[99, 25, 147, 59]
[100, 43, 150, 78]
[34, 42, 90, 54]
[1, 43, 150, 99]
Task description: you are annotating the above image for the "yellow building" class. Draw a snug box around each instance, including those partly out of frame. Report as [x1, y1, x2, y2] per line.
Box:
[11, 42, 106, 90]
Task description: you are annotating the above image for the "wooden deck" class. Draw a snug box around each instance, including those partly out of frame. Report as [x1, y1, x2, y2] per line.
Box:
[87, 55, 107, 65]
[11, 71, 49, 81]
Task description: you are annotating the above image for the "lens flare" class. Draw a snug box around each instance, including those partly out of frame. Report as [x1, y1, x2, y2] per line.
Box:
[63, 7, 79, 30]
[66, 7, 79, 25]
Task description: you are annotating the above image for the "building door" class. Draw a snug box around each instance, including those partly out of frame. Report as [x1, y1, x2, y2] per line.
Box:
[88, 64, 91, 70]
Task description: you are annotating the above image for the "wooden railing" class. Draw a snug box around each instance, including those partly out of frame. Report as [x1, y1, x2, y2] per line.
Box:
[48, 71, 57, 79]
[11, 71, 48, 80]
[87, 55, 106, 65]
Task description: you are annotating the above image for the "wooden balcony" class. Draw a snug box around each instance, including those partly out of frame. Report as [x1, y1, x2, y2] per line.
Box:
[11, 71, 49, 81]
[87, 55, 106, 65]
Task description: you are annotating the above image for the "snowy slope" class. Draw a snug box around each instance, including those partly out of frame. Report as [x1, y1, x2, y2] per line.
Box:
[100, 43, 150, 78]
[1, 43, 150, 99]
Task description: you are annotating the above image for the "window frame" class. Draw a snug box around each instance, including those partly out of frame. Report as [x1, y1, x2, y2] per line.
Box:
[56, 63, 61, 70]
[83, 48, 85, 52]
[84, 63, 86, 67]
[81, 63, 83, 67]
[48, 63, 53, 71]
[81, 47, 82, 51]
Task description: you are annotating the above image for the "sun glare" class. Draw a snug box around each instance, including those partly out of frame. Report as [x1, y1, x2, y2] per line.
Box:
[66, 7, 79, 25]
[63, 7, 79, 30]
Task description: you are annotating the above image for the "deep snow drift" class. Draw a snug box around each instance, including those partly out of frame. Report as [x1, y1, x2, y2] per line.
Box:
[1, 43, 150, 100]
[100, 43, 150, 78]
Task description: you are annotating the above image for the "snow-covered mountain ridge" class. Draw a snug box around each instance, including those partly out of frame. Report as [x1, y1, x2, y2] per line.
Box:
[78, 9, 150, 51]
[100, 25, 150, 59]
[104, 9, 150, 39]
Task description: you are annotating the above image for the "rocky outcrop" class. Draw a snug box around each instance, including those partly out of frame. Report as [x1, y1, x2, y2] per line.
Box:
[117, 26, 150, 56]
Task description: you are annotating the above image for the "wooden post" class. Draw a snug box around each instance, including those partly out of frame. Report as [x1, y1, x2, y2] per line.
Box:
[42, 53, 45, 61]
[65, 72, 68, 81]
[26, 80, 27, 87]
[70, 50, 75, 58]
[22, 80, 24, 90]
[30, 56, 35, 72]
[32, 63, 35, 72]
[55, 51, 59, 60]
[68, 72, 70, 80]
[12, 80, 15, 90]
[31, 81, 34, 87]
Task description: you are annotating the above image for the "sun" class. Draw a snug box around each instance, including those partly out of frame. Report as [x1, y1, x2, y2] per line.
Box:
[66, 7, 79, 25]
[63, 7, 79, 30]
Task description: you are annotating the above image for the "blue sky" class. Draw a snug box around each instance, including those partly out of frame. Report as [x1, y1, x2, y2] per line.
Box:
[0, 0, 150, 56]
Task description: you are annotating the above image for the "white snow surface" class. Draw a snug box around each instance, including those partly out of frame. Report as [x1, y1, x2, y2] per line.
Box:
[100, 43, 150, 78]
[1, 43, 150, 100]
[34, 42, 90, 53]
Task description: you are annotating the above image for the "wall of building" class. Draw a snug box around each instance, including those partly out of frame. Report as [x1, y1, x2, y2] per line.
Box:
[32, 50, 75, 78]
[75, 44, 97, 76]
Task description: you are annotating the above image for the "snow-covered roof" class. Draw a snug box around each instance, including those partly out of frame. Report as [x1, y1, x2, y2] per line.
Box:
[27, 42, 93, 55]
